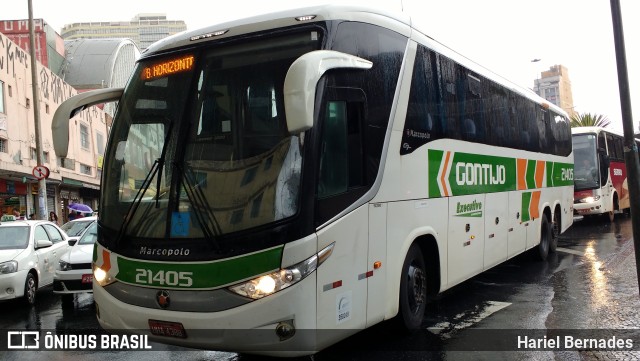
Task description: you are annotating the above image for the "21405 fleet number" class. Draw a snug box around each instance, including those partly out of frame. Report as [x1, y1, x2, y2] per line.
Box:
[135, 269, 193, 287]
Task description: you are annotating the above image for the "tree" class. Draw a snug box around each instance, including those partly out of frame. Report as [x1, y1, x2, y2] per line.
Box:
[570, 112, 611, 128]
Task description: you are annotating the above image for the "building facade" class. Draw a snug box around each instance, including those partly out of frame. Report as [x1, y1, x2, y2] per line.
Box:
[0, 31, 108, 222]
[534, 64, 576, 118]
[0, 19, 65, 76]
[60, 14, 186, 50]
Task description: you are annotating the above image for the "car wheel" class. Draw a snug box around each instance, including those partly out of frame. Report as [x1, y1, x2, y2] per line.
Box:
[397, 243, 427, 330]
[24, 273, 37, 306]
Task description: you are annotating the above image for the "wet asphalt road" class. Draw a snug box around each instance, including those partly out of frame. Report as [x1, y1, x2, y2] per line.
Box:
[1, 214, 637, 360]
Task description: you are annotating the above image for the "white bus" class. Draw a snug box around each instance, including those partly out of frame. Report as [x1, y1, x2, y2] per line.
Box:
[572, 126, 632, 221]
[52, 5, 574, 356]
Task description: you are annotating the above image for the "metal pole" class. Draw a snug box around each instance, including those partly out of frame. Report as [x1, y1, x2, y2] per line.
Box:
[610, 0, 640, 295]
[28, 0, 48, 220]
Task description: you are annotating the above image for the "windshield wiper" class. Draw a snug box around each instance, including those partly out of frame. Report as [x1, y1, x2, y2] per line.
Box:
[115, 159, 160, 247]
[176, 163, 222, 251]
[115, 121, 174, 247]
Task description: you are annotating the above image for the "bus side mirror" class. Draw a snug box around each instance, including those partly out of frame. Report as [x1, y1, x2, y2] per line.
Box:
[283, 50, 372, 134]
[52, 88, 124, 157]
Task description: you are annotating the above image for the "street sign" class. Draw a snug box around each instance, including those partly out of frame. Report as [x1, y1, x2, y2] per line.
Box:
[32, 165, 50, 180]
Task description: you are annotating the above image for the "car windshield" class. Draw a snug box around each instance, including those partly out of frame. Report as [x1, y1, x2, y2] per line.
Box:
[61, 220, 94, 237]
[0, 226, 29, 249]
[573, 133, 600, 190]
[77, 223, 98, 245]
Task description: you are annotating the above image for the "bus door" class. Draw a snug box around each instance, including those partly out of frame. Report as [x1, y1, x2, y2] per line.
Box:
[315, 86, 370, 330]
[484, 192, 508, 269]
[447, 194, 485, 286]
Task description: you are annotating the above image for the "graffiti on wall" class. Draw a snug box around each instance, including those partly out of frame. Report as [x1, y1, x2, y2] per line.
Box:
[0, 34, 29, 77]
[39, 66, 75, 105]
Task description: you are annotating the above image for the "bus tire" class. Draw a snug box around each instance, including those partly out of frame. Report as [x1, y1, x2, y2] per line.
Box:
[550, 209, 560, 253]
[398, 243, 427, 330]
[537, 215, 551, 261]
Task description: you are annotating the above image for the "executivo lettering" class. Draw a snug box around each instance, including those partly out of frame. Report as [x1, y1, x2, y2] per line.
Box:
[456, 200, 483, 214]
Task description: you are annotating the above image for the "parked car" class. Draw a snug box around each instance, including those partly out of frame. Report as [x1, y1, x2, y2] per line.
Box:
[0, 218, 71, 305]
[54, 220, 97, 305]
[60, 216, 97, 242]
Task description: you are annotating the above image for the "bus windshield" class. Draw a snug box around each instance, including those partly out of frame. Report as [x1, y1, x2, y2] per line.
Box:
[572, 133, 600, 190]
[101, 31, 321, 241]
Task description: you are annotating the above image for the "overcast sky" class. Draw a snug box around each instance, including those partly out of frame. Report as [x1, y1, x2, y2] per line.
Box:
[5, 0, 639, 132]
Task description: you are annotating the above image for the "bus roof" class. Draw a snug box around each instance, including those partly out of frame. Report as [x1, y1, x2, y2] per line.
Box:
[142, 4, 564, 117]
[572, 126, 623, 137]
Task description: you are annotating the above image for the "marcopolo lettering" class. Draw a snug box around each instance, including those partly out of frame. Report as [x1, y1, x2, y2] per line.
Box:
[455, 162, 506, 186]
[140, 246, 190, 257]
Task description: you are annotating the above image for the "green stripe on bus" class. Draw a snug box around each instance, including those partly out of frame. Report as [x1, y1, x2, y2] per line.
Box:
[115, 246, 283, 289]
[446, 153, 517, 196]
[521, 192, 532, 222]
[428, 149, 444, 198]
[526, 160, 537, 189]
[426, 150, 571, 197]
[551, 162, 574, 187]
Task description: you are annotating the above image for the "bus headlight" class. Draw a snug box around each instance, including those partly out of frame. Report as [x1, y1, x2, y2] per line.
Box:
[92, 264, 116, 287]
[229, 242, 335, 300]
[583, 196, 600, 203]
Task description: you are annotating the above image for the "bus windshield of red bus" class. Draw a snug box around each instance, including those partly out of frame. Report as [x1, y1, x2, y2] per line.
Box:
[573, 133, 600, 190]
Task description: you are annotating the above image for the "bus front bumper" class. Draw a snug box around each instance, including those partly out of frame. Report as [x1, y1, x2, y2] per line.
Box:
[93, 273, 319, 356]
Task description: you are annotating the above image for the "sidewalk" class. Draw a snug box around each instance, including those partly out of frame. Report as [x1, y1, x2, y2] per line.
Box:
[582, 237, 640, 360]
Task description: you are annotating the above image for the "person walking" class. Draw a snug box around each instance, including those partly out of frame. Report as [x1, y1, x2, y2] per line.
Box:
[49, 211, 59, 225]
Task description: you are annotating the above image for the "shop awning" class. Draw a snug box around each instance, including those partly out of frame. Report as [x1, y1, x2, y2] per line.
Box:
[61, 177, 84, 187]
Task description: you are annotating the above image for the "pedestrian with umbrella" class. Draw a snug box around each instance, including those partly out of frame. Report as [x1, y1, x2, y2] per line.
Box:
[68, 203, 93, 221]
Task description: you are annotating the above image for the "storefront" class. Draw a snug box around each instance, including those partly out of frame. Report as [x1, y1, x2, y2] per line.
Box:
[60, 177, 82, 223]
[0, 179, 28, 218]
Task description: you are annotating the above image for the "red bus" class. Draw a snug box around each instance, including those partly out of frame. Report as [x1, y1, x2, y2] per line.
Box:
[572, 126, 630, 221]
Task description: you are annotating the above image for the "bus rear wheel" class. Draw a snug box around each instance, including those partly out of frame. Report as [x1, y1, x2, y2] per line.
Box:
[537, 216, 552, 261]
[398, 243, 427, 330]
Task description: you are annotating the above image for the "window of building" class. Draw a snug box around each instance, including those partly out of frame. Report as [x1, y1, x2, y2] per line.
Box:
[58, 157, 75, 170]
[7, 85, 12, 98]
[45, 104, 49, 114]
[80, 163, 92, 175]
[29, 148, 49, 163]
[80, 124, 90, 149]
[0, 138, 7, 153]
[0, 80, 5, 113]
[25, 97, 30, 109]
[96, 132, 105, 154]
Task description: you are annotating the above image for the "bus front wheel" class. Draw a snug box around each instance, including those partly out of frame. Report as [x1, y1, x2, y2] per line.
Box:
[398, 243, 427, 330]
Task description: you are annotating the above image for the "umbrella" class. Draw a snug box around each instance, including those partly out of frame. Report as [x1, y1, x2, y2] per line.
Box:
[68, 203, 93, 214]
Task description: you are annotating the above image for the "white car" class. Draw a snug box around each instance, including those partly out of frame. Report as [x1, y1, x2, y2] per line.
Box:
[60, 216, 97, 239]
[0, 218, 71, 305]
[54, 221, 97, 305]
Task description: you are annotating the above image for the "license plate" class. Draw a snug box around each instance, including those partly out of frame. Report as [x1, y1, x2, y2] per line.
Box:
[81, 274, 93, 283]
[149, 319, 187, 338]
